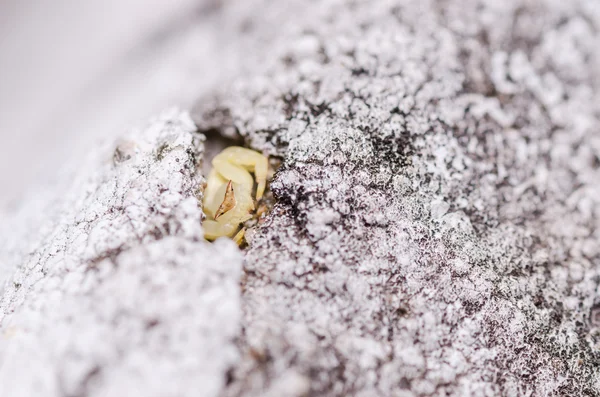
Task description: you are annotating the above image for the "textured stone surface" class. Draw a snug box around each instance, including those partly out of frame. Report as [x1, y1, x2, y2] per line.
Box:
[1, 0, 599, 396]
[193, 0, 600, 396]
[0, 111, 242, 397]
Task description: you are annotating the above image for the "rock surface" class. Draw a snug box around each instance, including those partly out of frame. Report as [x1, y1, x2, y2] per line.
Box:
[1, 0, 600, 396]
[195, 0, 600, 395]
[0, 111, 241, 397]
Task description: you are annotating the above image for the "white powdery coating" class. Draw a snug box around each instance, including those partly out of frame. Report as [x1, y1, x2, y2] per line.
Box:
[0, 0, 599, 396]
[193, 0, 600, 396]
[0, 110, 242, 397]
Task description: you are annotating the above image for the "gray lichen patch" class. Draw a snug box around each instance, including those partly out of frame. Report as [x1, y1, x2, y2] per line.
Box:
[0, 110, 241, 397]
[0, 0, 598, 396]
[192, 0, 600, 396]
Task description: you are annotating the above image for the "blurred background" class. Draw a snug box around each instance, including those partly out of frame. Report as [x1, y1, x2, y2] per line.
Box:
[0, 0, 231, 209]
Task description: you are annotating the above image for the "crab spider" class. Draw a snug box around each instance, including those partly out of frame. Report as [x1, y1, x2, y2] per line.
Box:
[202, 146, 268, 244]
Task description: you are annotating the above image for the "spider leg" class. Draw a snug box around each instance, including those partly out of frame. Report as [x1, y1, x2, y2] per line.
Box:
[214, 147, 268, 200]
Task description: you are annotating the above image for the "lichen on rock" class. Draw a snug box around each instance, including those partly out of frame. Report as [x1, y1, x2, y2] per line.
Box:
[193, 0, 600, 396]
[0, 111, 241, 397]
[1, 0, 599, 396]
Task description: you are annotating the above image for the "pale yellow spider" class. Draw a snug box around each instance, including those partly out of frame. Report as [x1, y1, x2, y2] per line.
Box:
[202, 146, 268, 244]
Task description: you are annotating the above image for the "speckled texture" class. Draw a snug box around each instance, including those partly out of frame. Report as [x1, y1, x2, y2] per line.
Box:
[1, 0, 599, 396]
[193, 0, 600, 395]
[0, 110, 242, 397]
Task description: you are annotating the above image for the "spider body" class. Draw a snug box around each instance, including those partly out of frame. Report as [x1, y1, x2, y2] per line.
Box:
[202, 146, 268, 244]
